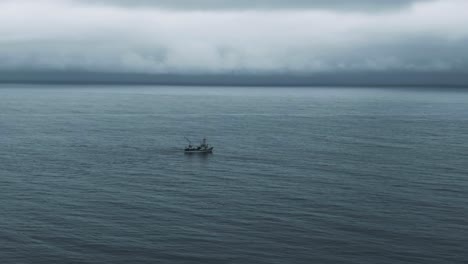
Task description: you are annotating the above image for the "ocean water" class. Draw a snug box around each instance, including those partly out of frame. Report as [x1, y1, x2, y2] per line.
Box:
[1, 85, 467, 264]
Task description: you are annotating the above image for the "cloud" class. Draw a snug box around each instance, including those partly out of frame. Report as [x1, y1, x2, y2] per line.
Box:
[78, 0, 434, 12]
[0, 0, 467, 75]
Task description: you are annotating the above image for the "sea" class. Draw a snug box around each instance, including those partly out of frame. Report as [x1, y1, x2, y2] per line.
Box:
[1, 85, 467, 264]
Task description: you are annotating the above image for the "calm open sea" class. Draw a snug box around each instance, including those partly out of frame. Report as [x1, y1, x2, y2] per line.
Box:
[1, 85, 467, 263]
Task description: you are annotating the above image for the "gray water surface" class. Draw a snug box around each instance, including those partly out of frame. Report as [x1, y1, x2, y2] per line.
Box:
[1, 85, 467, 263]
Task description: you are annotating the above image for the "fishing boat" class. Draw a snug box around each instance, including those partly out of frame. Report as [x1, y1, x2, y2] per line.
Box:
[184, 137, 213, 153]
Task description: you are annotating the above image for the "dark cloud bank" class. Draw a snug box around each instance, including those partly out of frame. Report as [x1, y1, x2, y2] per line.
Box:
[2, 71, 467, 87]
[0, 0, 467, 86]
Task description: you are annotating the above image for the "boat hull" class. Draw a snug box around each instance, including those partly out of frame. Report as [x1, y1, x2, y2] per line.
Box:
[184, 148, 213, 154]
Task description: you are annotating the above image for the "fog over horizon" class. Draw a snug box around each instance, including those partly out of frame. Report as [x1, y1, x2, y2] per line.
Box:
[0, 0, 467, 84]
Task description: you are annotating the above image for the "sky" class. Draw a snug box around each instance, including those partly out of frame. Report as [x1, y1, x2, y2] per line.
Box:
[0, 0, 467, 85]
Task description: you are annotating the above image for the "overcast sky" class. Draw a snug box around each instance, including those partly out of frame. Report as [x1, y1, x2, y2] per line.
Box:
[0, 0, 467, 77]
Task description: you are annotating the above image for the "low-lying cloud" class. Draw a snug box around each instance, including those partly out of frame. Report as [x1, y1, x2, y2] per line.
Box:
[79, 0, 434, 12]
[0, 0, 467, 75]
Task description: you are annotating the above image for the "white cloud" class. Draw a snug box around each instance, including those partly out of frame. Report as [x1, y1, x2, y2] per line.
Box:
[77, 0, 433, 11]
[0, 0, 467, 74]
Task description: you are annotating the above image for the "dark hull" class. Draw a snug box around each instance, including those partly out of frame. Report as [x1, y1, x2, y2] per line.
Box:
[184, 148, 213, 154]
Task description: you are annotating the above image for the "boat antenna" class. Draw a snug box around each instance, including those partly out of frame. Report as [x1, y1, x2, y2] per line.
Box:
[184, 137, 192, 145]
